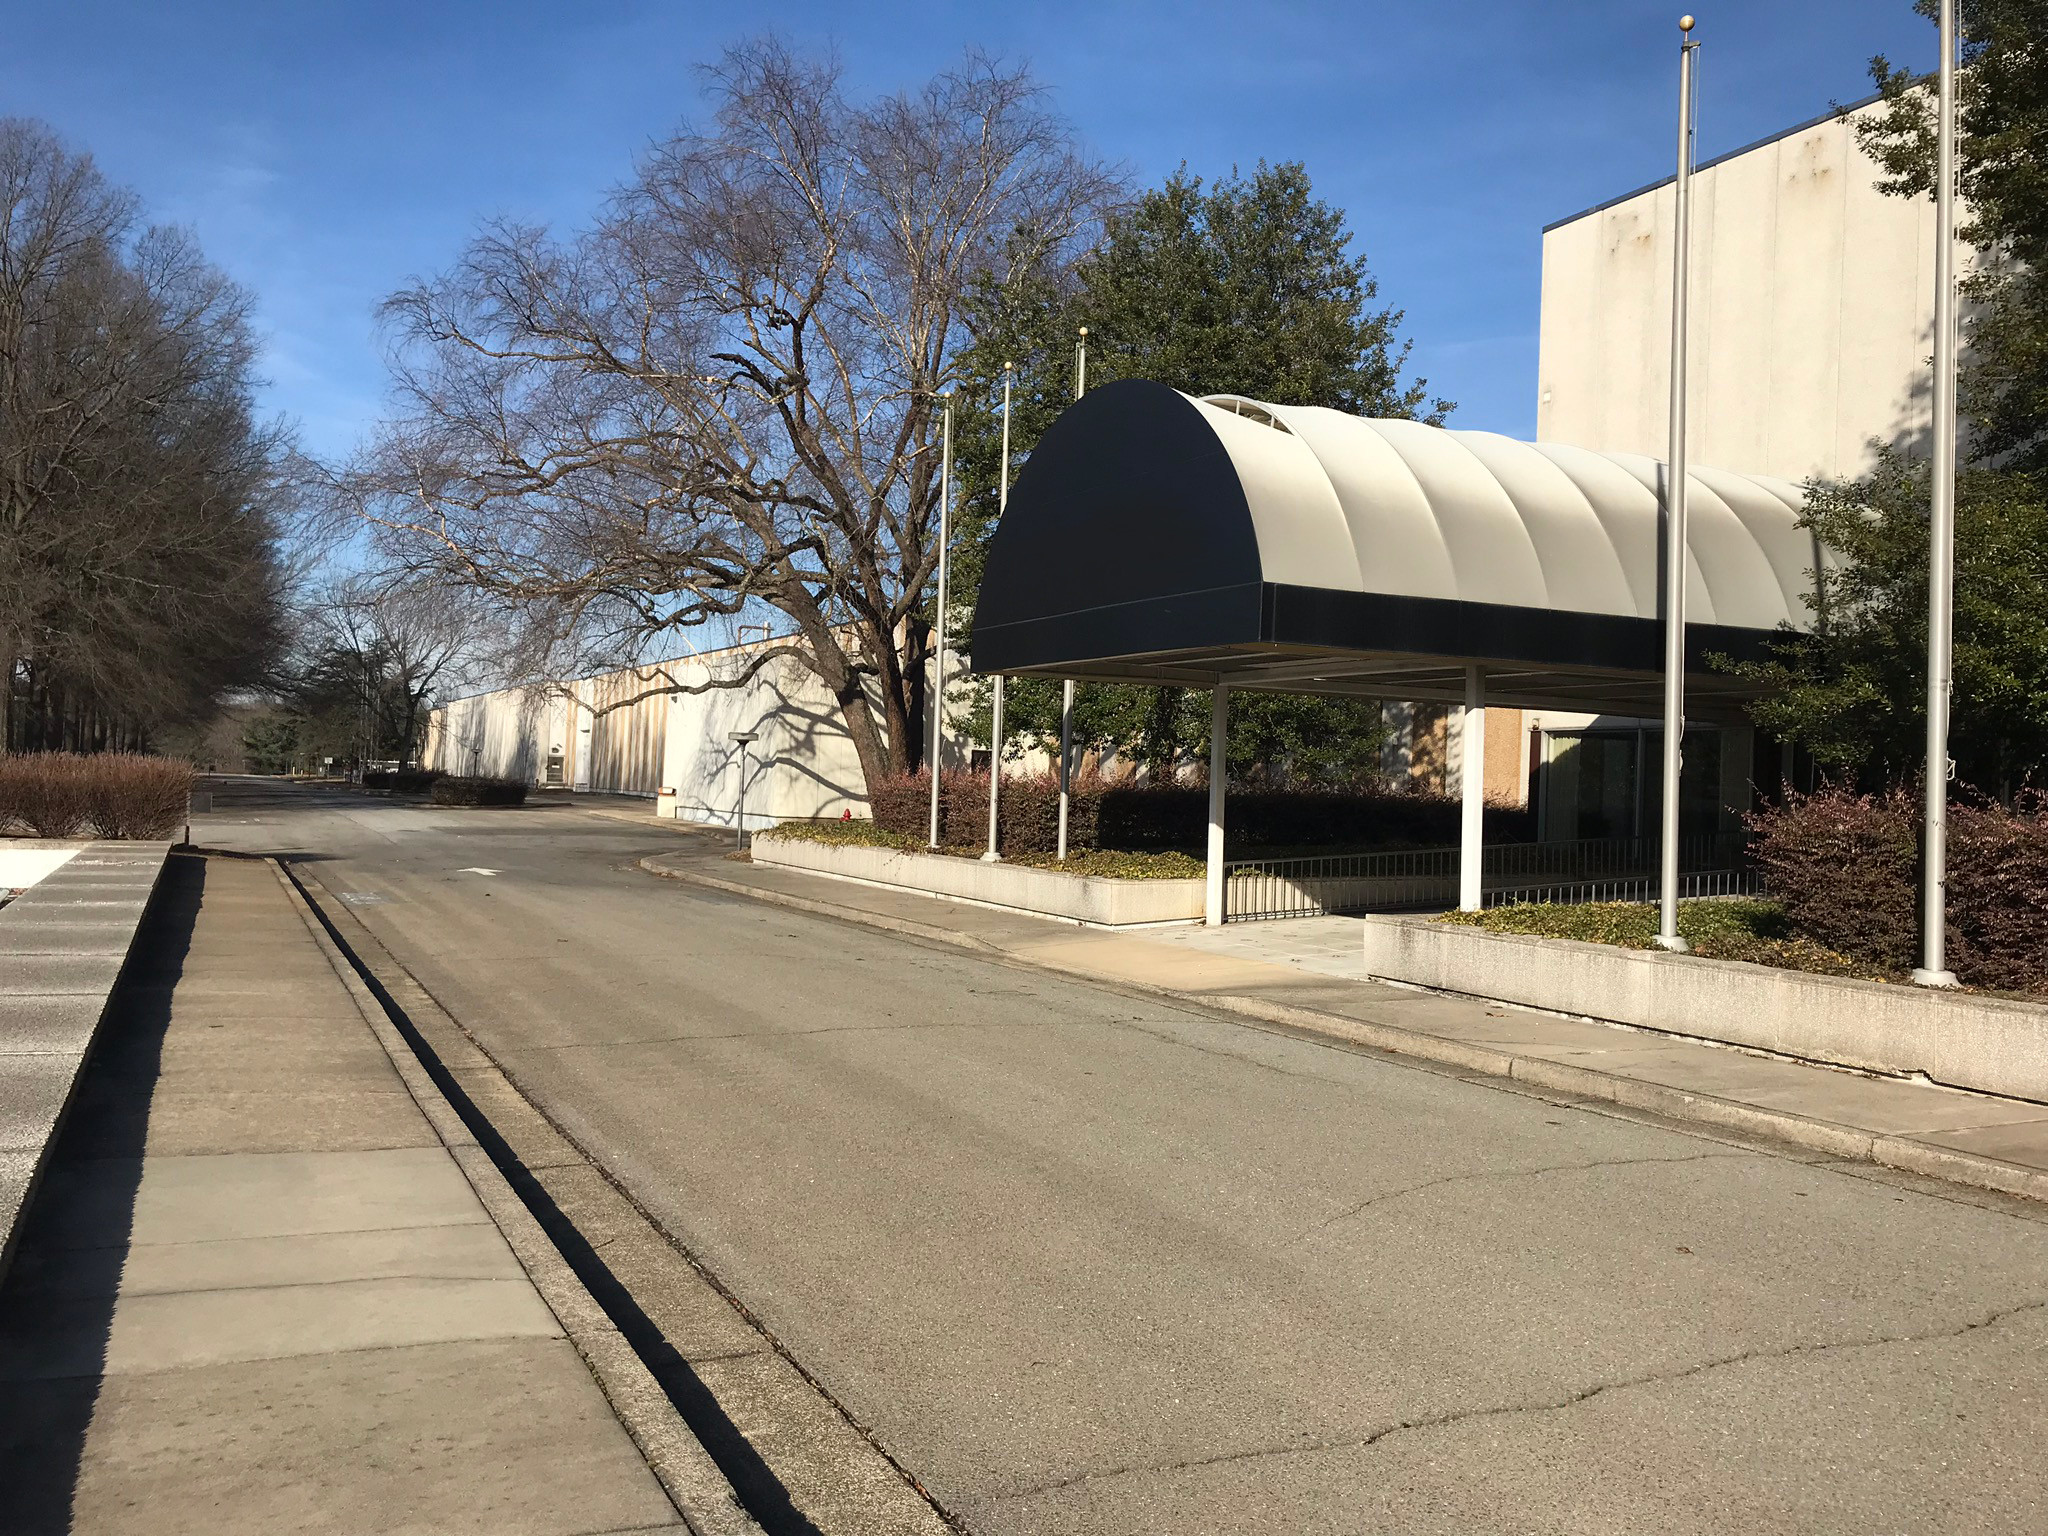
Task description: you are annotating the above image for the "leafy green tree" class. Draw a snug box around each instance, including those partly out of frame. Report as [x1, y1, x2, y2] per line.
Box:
[1862, 0, 2048, 469]
[949, 162, 1446, 782]
[1729, 449, 2048, 793]
[1735, 2, 2048, 792]
[241, 712, 303, 775]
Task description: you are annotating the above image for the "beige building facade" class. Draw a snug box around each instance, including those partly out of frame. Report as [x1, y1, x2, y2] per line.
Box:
[1538, 95, 1951, 485]
[423, 637, 995, 832]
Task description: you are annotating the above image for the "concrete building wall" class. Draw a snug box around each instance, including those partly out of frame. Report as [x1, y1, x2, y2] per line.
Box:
[1382, 703, 1529, 806]
[425, 684, 561, 783]
[658, 644, 868, 830]
[583, 668, 669, 797]
[426, 668, 667, 793]
[1538, 98, 1954, 484]
[421, 635, 1011, 829]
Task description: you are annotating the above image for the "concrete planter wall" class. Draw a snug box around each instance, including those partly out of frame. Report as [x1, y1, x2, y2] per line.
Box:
[1360, 914, 2048, 1104]
[752, 835, 1205, 928]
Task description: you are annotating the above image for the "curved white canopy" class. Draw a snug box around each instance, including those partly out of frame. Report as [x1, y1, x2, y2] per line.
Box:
[972, 380, 1832, 717]
[1200, 393, 1829, 631]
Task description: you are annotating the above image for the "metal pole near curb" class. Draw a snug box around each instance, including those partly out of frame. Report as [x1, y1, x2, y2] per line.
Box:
[984, 363, 1014, 863]
[1916, 0, 1962, 988]
[1655, 14, 1700, 954]
[1057, 328, 1088, 862]
[729, 730, 758, 849]
[928, 394, 953, 850]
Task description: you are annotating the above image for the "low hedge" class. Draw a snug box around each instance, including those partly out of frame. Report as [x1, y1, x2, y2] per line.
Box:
[1746, 787, 1919, 971]
[1443, 898, 1884, 981]
[429, 775, 528, 807]
[1946, 794, 2048, 992]
[0, 752, 194, 838]
[364, 768, 444, 794]
[1745, 785, 2048, 992]
[759, 818, 1204, 879]
[869, 771, 1532, 856]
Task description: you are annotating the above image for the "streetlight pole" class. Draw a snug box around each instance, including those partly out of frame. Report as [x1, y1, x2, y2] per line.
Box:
[1655, 14, 1700, 954]
[729, 730, 758, 849]
[1916, 0, 1962, 988]
[984, 363, 1014, 862]
[1057, 328, 1087, 862]
[928, 393, 954, 849]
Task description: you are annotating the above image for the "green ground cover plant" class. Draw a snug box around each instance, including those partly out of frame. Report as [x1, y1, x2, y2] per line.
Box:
[1439, 898, 1890, 982]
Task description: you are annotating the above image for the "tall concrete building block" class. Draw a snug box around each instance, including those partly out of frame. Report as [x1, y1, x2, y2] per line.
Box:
[1538, 95, 1968, 485]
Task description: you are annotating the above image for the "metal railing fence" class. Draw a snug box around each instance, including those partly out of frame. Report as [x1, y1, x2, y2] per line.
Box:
[1222, 832, 1751, 922]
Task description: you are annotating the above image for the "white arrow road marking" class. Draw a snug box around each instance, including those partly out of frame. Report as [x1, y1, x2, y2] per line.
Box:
[457, 867, 500, 876]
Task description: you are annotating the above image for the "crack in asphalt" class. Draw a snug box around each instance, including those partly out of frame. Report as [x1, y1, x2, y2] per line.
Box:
[1288, 1149, 1755, 1245]
[997, 1296, 2048, 1504]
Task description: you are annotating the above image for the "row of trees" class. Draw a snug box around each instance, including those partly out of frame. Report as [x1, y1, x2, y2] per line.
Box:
[12, 7, 2044, 800]
[0, 119, 292, 755]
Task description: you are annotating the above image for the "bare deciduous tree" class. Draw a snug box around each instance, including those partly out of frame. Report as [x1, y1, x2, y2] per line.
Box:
[296, 574, 493, 766]
[0, 117, 289, 752]
[350, 41, 1119, 784]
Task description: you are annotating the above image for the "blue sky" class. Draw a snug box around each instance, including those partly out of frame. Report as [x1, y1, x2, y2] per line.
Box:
[2, 1, 1934, 461]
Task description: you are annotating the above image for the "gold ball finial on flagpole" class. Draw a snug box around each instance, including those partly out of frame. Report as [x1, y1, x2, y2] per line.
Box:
[1679, 14, 1695, 30]
[1078, 326, 1088, 338]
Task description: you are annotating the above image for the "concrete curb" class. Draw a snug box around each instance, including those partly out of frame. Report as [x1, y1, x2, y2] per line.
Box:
[641, 855, 2048, 1206]
[643, 855, 1006, 954]
[0, 840, 173, 1284]
[271, 858, 763, 1536]
[751, 834, 1207, 926]
[1359, 912, 2048, 1104]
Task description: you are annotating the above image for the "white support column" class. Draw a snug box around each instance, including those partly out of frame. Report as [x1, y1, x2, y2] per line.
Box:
[1459, 667, 1486, 913]
[1056, 678, 1075, 861]
[1205, 685, 1229, 927]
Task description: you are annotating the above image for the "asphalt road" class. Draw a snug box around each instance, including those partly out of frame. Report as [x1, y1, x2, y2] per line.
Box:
[198, 780, 2048, 1534]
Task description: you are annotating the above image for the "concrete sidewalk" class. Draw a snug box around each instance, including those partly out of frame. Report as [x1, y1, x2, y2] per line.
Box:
[0, 852, 737, 1535]
[645, 846, 2048, 1205]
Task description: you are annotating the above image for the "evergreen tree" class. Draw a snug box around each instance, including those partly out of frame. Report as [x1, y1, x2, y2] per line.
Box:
[950, 163, 1446, 783]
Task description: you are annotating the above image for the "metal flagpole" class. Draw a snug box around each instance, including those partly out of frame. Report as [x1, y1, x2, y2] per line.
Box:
[1915, 0, 1961, 988]
[984, 364, 1015, 862]
[1655, 14, 1700, 954]
[1057, 328, 1087, 861]
[927, 393, 953, 849]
